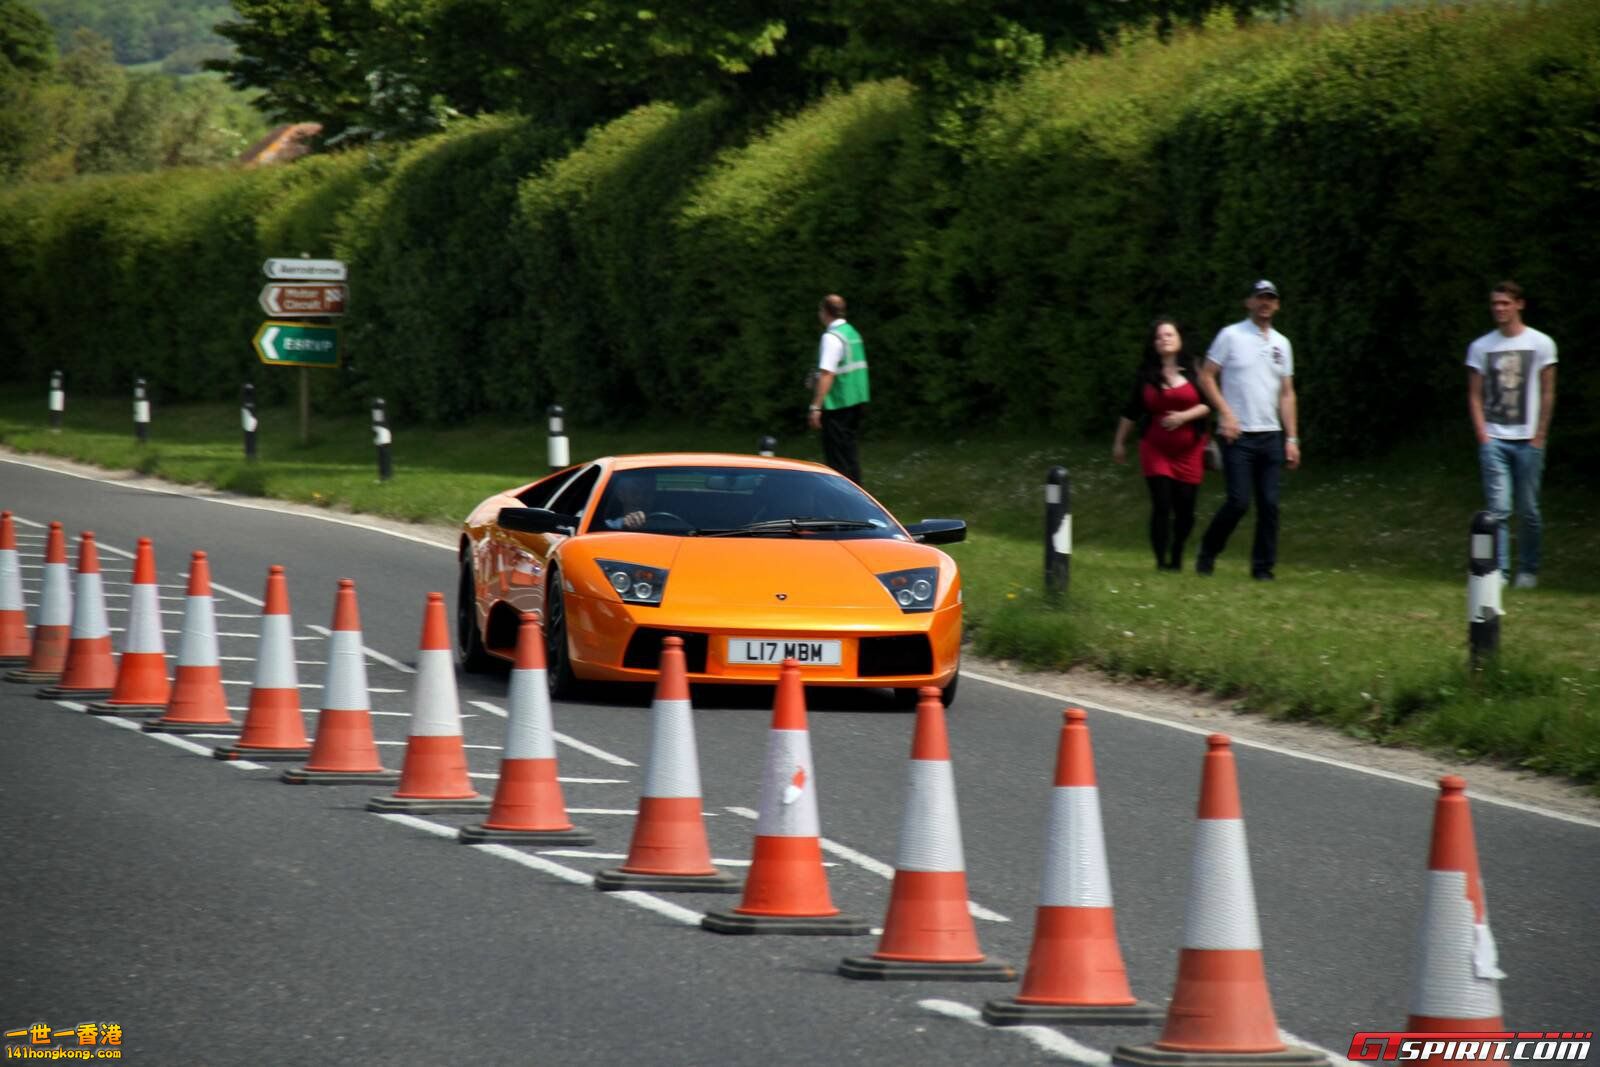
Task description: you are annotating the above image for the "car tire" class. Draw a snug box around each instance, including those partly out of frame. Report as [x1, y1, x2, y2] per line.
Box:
[544, 569, 581, 700]
[892, 670, 959, 711]
[456, 559, 498, 673]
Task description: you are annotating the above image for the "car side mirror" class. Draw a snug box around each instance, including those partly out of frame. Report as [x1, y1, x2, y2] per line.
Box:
[905, 519, 966, 545]
[498, 507, 578, 535]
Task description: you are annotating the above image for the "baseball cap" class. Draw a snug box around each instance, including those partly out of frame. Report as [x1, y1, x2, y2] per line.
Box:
[1250, 279, 1280, 298]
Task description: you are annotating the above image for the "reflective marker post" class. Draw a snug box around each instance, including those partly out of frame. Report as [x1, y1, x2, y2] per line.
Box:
[133, 378, 150, 444]
[48, 370, 64, 432]
[371, 397, 393, 482]
[241, 383, 258, 462]
[1045, 466, 1071, 597]
[1468, 510, 1501, 668]
[757, 435, 777, 457]
[547, 404, 569, 473]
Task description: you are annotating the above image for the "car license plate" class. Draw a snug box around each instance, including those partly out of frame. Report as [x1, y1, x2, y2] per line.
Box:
[726, 637, 842, 666]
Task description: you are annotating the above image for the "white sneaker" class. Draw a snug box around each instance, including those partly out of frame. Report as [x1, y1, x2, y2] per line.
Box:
[1512, 573, 1538, 590]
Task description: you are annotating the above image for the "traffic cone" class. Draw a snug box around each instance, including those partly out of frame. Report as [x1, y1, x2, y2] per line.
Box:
[214, 565, 310, 761]
[703, 658, 869, 934]
[281, 579, 398, 785]
[1112, 735, 1328, 1067]
[368, 592, 489, 813]
[5, 521, 69, 683]
[1405, 776, 1507, 1064]
[594, 635, 739, 893]
[0, 512, 30, 666]
[985, 708, 1161, 1024]
[145, 550, 237, 735]
[460, 613, 593, 844]
[839, 687, 1015, 981]
[38, 531, 116, 699]
[86, 537, 170, 716]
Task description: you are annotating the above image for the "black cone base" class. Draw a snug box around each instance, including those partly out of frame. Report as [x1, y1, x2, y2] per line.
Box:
[280, 766, 400, 785]
[702, 910, 872, 936]
[213, 744, 310, 762]
[0, 655, 28, 668]
[983, 997, 1164, 1026]
[366, 794, 491, 814]
[838, 955, 1017, 982]
[6, 669, 62, 683]
[458, 824, 596, 846]
[85, 702, 166, 717]
[593, 867, 741, 893]
[142, 719, 239, 735]
[37, 685, 112, 700]
[1112, 1046, 1331, 1067]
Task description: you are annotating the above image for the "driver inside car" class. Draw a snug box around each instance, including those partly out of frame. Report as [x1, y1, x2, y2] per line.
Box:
[600, 474, 653, 530]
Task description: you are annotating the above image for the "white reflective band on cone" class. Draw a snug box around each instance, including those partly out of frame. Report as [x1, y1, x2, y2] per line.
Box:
[1053, 516, 1072, 555]
[178, 595, 219, 667]
[756, 729, 820, 838]
[1411, 870, 1505, 1017]
[1038, 786, 1113, 908]
[641, 698, 703, 798]
[503, 668, 555, 760]
[40, 563, 71, 625]
[1468, 573, 1501, 622]
[407, 648, 461, 736]
[1182, 819, 1263, 950]
[322, 629, 371, 710]
[896, 760, 966, 872]
[124, 584, 166, 654]
[0, 549, 22, 610]
[548, 437, 570, 468]
[252, 614, 297, 687]
[70, 572, 109, 639]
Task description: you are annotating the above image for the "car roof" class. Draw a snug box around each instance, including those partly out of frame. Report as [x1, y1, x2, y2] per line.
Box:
[604, 453, 835, 475]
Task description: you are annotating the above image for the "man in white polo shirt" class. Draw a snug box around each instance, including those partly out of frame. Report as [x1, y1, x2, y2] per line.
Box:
[1466, 279, 1558, 589]
[1194, 279, 1301, 580]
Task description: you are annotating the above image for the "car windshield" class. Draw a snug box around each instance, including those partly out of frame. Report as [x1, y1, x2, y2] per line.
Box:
[590, 466, 902, 539]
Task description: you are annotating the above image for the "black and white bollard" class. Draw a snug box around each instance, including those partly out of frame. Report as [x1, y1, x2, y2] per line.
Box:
[1468, 510, 1501, 667]
[371, 397, 393, 482]
[1045, 466, 1071, 597]
[48, 370, 64, 431]
[241, 383, 258, 462]
[757, 435, 777, 457]
[133, 378, 150, 444]
[547, 404, 569, 473]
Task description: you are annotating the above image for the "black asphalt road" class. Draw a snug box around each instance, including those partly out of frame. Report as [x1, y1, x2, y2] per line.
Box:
[2, 457, 1596, 1065]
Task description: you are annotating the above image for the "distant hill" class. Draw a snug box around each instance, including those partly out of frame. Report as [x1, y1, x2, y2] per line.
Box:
[27, 0, 232, 67]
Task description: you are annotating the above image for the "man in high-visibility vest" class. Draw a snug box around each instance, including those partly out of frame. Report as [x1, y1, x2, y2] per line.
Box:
[807, 293, 871, 485]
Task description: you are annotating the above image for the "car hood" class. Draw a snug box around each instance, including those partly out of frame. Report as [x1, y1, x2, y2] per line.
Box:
[653, 537, 943, 610]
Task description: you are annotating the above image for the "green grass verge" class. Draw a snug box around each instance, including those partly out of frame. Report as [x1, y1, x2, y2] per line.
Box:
[3, 386, 1596, 789]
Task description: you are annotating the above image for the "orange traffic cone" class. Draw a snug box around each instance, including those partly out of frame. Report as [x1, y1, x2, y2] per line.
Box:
[38, 531, 117, 699]
[460, 613, 593, 844]
[0, 512, 30, 666]
[368, 592, 489, 813]
[86, 537, 169, 716]
[1405, 776, 1507, 1066]
[5, 521, 69, 683]
[214, 565, 310, 761]
[839, 687, 1015, 981]
[281, 579, 398, 785]
[595, 635, 739, 893]
[703, 658, 869, 934]
[1112, 735, 1328, 1067]
[985, 708, 1161, 1023]
[145, 550, 237, 734]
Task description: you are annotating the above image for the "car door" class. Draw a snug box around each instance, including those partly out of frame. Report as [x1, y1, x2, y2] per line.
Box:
[499, 463, 602, 621]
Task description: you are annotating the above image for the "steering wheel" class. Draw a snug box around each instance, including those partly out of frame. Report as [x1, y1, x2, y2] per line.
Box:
[644, 511, 691, 527]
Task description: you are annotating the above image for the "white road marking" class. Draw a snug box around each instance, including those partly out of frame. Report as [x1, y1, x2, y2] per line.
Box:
[725, 805, 1009, 922]
[918, 999, 1110, 1064]
[961, 669, 1600, 831]
[1281, 1030, 1354, 1067]
[306, 624, 416, 673]
[469, 700, 638, 767]
[71, 709, 265, 770]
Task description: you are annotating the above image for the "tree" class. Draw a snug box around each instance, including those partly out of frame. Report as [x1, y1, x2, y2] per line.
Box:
[1, 0, 55, 73]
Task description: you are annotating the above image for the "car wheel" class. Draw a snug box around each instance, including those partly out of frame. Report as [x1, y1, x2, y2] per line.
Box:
[456, 559, 497, 673]
[544, 570, 580, 700]
[940, 670, 959, 709]
[892, 670, 958, 711]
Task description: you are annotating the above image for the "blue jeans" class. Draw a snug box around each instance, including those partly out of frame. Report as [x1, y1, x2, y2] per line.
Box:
[1199, 432, 1282, 576]
[1479, 439, 1544, 576]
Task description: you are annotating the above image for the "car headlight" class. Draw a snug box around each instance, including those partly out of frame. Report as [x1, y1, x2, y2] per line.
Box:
[595, 558, 667, 606]
[876, 567, 938, 613]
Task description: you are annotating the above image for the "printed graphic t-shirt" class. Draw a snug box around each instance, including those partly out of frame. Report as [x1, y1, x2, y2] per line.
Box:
[1465, 326, 1558, 440]
[1206, 320, 1294, 432]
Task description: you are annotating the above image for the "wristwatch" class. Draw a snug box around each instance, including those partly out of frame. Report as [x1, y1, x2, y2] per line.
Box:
[809, 405, 821, 412]
[1287, 436, 1300, 444]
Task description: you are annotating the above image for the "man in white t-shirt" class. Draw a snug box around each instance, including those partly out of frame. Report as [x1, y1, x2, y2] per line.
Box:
[1466, 280, 1558, 589]
[1194, 279, 1301, 580]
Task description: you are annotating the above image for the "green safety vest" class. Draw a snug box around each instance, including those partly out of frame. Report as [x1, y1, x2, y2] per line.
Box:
[824, 322, 870, 410]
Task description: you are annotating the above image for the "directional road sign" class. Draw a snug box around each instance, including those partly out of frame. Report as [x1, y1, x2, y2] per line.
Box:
[259, 282, 348, 317]
[262, 257, 347, 281]
[253, 321, 341, 368]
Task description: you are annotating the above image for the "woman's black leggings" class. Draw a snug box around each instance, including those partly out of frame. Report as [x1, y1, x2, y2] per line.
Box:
[1146, 476, 1198, 568]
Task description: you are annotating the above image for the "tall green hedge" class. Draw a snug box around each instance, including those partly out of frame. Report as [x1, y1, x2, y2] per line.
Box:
[1, 0, 1595, 459]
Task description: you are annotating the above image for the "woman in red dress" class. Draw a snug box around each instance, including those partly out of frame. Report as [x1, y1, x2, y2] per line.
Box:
[1111, 318, 1212, 571]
